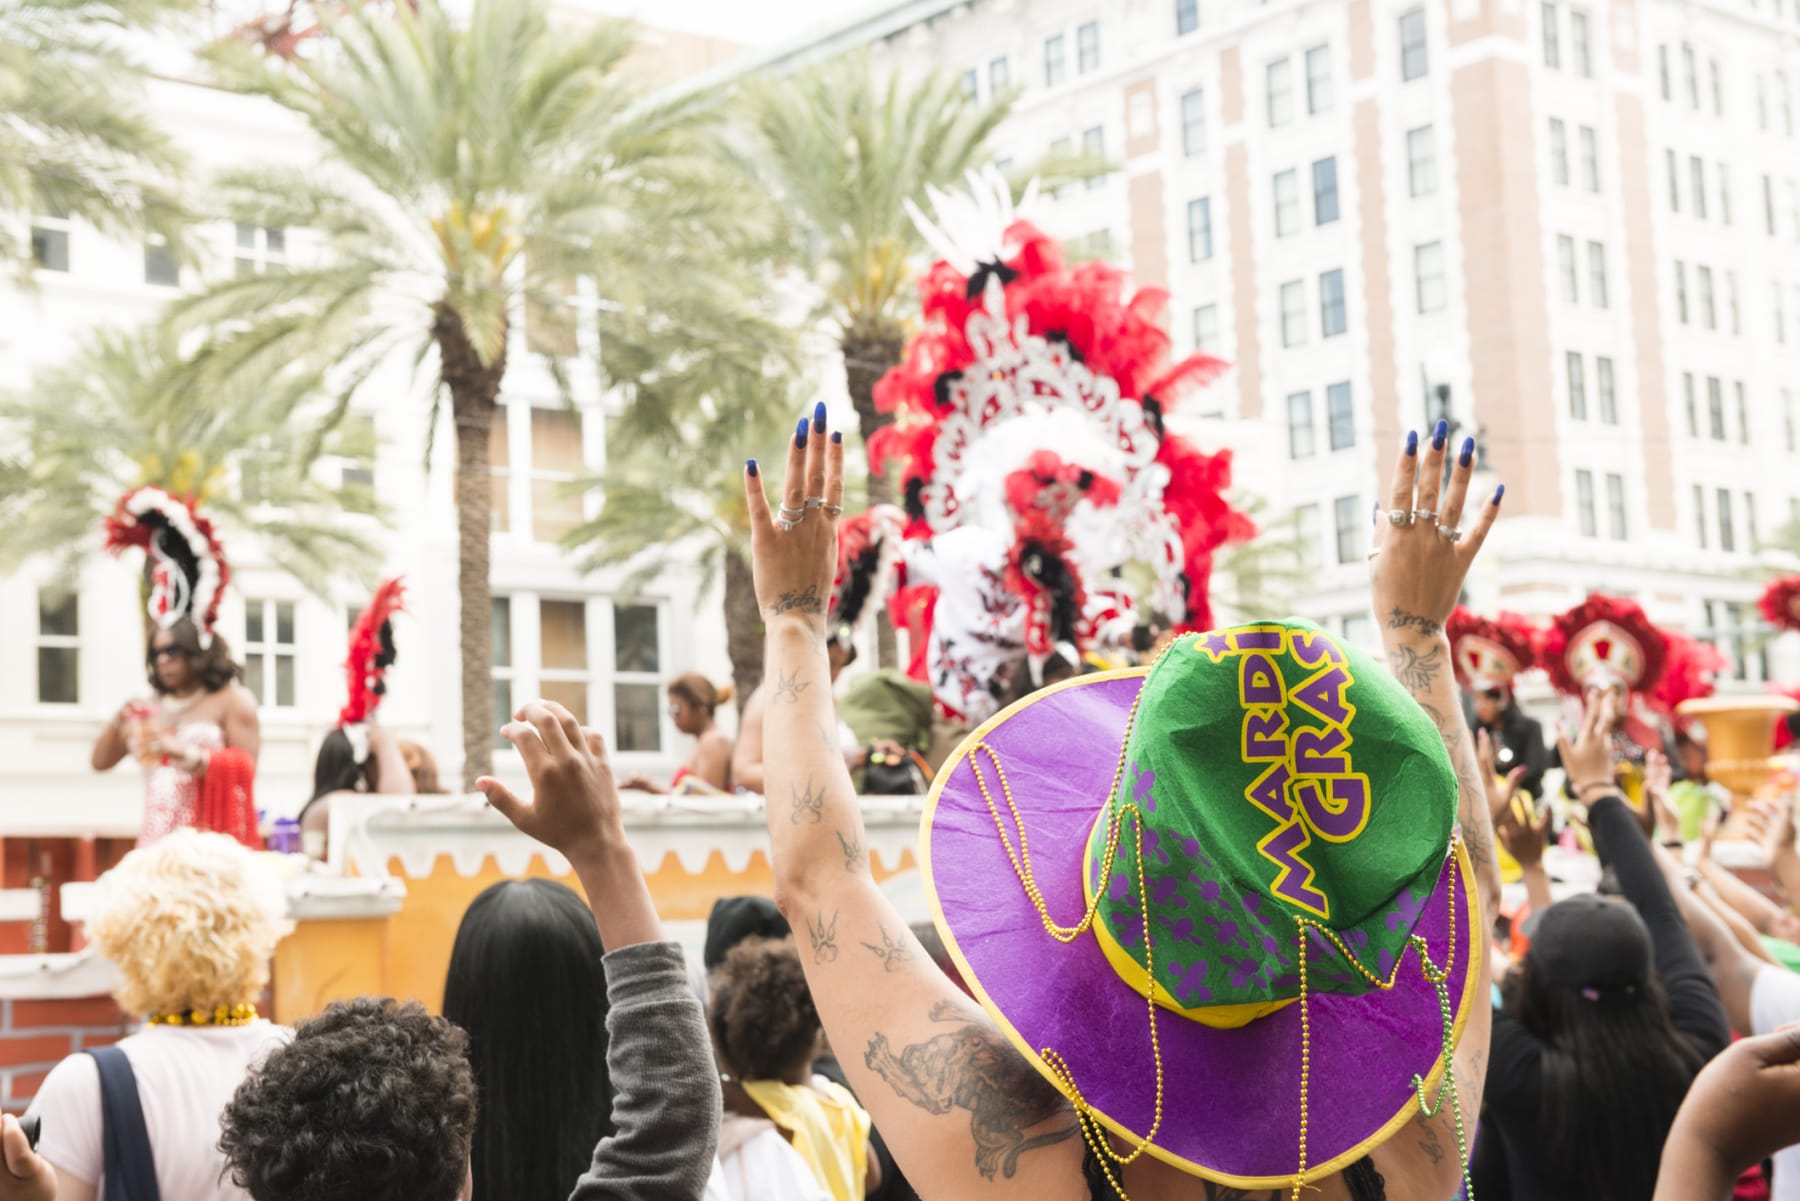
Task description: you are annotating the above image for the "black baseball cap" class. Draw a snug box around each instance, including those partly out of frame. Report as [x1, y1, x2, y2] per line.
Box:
[1526, 894, 1652, 994]
[703, 895, 791, 971]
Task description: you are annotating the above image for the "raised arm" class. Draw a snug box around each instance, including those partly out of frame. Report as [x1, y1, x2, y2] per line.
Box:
[1368, 423, 1504, 926]
[741, 407, 1084, 1201]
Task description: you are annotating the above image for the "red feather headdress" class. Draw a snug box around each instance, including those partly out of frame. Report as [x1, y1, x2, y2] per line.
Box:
[103, 486, 231, 645]
[339, 577, 406, 728]
[1446, 607, 1538, 691]
[1540, 593, 1669, 697]
[1759, 576, 1800, 634]
[1649, 632, 1729, 725]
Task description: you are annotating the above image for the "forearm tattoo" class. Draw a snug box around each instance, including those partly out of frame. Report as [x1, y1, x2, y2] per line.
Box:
[837, 829, 867, 873]
[790, 777, 824, 824]
[1385, 607, 1442, 637]
[767, 584, 825, 617]
[807, 908, 840, 964]
[773, 666, 811, 705]
[862, 923, 915, 971]
[1386, 642, 1445, 693]
[864, 1001, 1077, 1180]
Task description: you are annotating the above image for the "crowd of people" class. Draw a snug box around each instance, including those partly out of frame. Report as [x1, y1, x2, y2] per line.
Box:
[0, 409, 1793, 1201]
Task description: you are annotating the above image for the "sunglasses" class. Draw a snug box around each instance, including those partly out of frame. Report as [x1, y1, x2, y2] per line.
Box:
[149, 645, 190, 661]
[1480, 688, 1505, 701]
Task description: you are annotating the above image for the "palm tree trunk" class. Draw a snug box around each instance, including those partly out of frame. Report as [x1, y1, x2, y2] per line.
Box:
[841, 317, 906, 668]
[437, 303, 508, 790]
[723, 545, 762, 715]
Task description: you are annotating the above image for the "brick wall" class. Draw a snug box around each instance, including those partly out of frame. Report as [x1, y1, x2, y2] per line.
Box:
[0, 996, 134, 1110]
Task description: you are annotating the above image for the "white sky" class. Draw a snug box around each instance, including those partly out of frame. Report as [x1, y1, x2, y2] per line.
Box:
[583, 0, 848, 47]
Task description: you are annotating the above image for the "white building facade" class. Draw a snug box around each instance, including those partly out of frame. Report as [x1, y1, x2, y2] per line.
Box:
[1, 62, 731, 835]
[754, 0, 1800, 684]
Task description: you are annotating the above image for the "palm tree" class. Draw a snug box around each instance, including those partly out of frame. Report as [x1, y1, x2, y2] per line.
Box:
[0, 0, 192, 277]
[174, 0, 787, 785]
[0, 325, 381, 593]
[563, 387, 796, 709]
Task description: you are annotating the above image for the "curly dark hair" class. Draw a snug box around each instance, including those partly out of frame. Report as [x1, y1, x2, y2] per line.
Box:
[219, 997, 477, 1201]
[146, 618, 243, 695]
[707, 935, 820, 1082]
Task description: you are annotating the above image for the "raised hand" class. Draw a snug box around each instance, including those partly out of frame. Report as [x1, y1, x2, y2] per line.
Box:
[1369, 420, 1503, 636]
[1656, 1025, 1800, 1199]
[1558, 691, 1622, 807]
[478, 700, 624, 868]
[742, 401, 844, 632]
[1496, 796, 1552, 870]
[1477, 728, 1528, 823]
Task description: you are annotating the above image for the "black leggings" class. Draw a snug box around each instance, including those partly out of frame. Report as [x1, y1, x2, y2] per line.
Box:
[1079, 1147, 1387, 1201]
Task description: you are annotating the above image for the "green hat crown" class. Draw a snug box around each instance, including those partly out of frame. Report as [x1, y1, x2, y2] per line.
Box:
[1083, 621, 1456, 1024]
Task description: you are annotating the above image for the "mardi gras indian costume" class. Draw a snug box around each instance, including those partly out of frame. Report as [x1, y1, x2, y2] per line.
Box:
[104, 486, 261, 848]
[834, 170, 1253, 725]
[1541, 593, 1672, 810]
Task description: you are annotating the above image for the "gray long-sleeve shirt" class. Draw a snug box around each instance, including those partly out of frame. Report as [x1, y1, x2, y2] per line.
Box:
[571, 941, 721, 1201]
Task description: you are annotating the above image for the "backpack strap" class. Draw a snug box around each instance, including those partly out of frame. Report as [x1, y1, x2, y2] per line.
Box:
[84, 1046, 161, 1201]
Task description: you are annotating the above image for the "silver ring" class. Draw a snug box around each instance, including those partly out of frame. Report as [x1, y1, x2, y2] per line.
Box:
[1412, 509, 1438, 523]
[777, 504, 807, 520]
[1386, 509, 1415, 527]
[777, 516, 801, 532]
[803, 496, 827, 510]
[822, 504, 844, 517]
[1436, 525, 1463, 542]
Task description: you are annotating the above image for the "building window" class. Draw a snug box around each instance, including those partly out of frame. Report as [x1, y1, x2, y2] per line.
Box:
[1690, 157, 1708, 220]
[529, 406, 585, 543]
[1541, 2, 1560, 68]
[1587, 242, 1608, 309]
[1707, 376, 1726, 441]
[1267, 58, 1294, 127]
[534, 598, 591, 727]
[1766, 175, 1778, 237]
[1082, 127, 1105, 189]
[1176, 0, 1199, 36]
[1693, 485, 1708, 548]
[1747, 491, 1761, 551]
[1596, 355, 1617, 424]
[1697, 265, 1715, 329]
[1659, 45, 1671, 101]
[1667, 150, 1681, 213]
[1571, 8, 1592, 78]
[1181, 88, 1206, 156]
[1784, 71, 1796, 135]
[1407, 126, 1436, 196]
[1683, 372, 1698, 436]
[1273, 169, 1300, 236]
[1605, 473, 1627, 540]
[988, 57, 1009, 94]
[492, 597, 514, 750]
[1578, 125, 1600, 192]
[1556, 235, 1579, 303]
[1287, 391, 1316, 459]
[1726, 270, 1741, 335]
[36, 589, 78, 705]
[144, 237, 179, 287]
[234, 223, 285, 276]
[1334, 495, 1363, 564]
[1549, 118, 1569, 187]
[1186, 197, 1213, 262]
[960, 69, 978, 101]
[1306, 45, 1333, 113]
[1567, 351, 1587, 419]
[1044, 34, 1066, 86]
[1319, 268, 1347, 338]
[1192, 303, 1220, 354]
[1734, 381, 1750, 446]
[1326, 382, 1354, 451]
[244, 599, 297, 708]
[1077, 20, 1100, 73]
[1312, 157, 1339, 224]
[1399, 9, 1427, 81]
[1776, 281, 1788, 344]
[612, 603, 664, 752]
[339, 414, 376, 489]
[1674, 260, 1688, 324]
[1280, 280, 1306, 347]
[1786, 388, 1797, 453]
[1681, 43, 1699, 110]
[1295, 504, 1322, 568]
[1575, 469, 1597, 537]
[1759, 76, 1770, 132]
[1414, 241, 1446, 313]
[1719, 164, 1733, 226]
[1710, 59, 1723, 116]
[30, 209, 70, 273]
[1717, 488, 1736, 552]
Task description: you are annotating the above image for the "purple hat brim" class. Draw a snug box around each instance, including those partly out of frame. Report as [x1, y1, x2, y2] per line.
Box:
[920, 670, 1484, 1187]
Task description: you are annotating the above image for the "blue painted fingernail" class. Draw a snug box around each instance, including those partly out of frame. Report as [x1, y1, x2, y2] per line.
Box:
[746, 459, 758, 477]
[1405, 430, 1418, 457]
[813, 401, 827, 432]
[1432, 419, 1448, 449]
[1459, 437, 1475, 468]
[1371, 501, 1379, 526]
[795, 417, 808, 449]
[1494, 483, 1505, 506]
[831, 430, 843, 445]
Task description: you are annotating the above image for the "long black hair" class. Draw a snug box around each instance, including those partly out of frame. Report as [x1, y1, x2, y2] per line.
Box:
[307, 728, 373, 808]
[442, 879, 612, 1201]
[1501, 952, 1707, 1201]
[145, 618, 242, 695]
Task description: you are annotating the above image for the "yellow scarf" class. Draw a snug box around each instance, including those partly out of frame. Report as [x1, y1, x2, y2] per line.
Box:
[740, 1077, 870, 1201]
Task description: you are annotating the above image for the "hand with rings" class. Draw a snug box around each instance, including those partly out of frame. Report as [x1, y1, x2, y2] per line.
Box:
[1368, 419, 1503, 634]
[744, 402, 845, 627]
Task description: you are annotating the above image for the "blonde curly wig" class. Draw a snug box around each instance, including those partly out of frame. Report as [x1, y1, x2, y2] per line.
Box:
[88, 831, 292, 1018]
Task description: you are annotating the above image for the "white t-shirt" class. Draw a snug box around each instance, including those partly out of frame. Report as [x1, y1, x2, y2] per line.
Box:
[703, 1116, 829, 1201]
[35, 1021, 291, 1201]
[1751, 966, 1800, 1201]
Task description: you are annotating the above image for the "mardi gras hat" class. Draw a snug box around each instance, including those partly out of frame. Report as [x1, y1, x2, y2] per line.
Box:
[1447, 606, 1537, 693]
[1541, 593, 1668, 698]
[923, 620, 1480, 1190]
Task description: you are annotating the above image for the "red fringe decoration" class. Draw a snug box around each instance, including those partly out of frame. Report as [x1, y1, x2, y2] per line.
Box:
[195, 748, 262, 850]
[1446, 607, 1538, 689]
[1760, 576, 1800, 633]
[339, 577, 407, 727]
[1541, 593, 1670, 697]
[1649, 632, 1729, 723]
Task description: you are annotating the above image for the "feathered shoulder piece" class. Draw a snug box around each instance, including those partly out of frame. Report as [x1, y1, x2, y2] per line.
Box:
[1759, 576, 1800, 634]
[339, 577, 406, 728]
